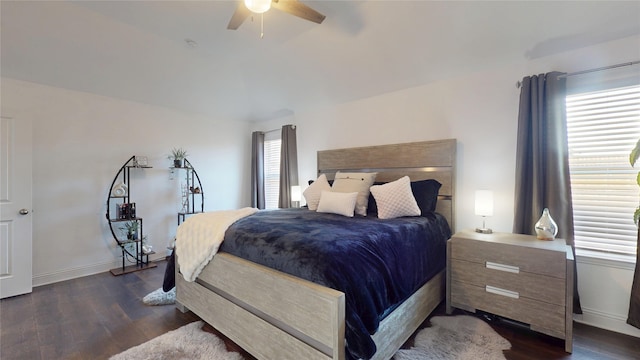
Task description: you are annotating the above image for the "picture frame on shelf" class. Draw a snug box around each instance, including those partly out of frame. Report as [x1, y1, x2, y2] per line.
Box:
[117, 202, 137, 220]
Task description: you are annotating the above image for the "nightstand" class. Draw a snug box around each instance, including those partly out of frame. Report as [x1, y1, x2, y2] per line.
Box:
[446, 229, 573, 352]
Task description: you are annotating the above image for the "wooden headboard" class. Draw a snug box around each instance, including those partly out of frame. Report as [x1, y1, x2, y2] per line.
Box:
[316, 139, 456, 231]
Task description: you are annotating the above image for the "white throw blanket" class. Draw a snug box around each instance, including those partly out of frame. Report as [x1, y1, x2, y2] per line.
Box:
[176, 207, 258, 282]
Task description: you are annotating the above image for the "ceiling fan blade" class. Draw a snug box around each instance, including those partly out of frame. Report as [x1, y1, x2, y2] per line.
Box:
[227, 2, 251, 30]
[272, 0, 326, 24]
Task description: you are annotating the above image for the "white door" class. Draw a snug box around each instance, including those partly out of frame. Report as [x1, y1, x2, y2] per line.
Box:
[0, 115, 33, 298]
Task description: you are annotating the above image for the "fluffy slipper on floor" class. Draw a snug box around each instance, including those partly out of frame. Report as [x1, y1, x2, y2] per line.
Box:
[142, 287, 176, 305]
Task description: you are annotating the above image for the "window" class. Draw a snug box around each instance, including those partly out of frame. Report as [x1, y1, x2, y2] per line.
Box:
[264, 132, 281, 209]
[566, 84, 640, 261]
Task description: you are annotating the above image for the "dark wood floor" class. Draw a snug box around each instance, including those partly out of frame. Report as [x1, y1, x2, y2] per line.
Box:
[1, 259, 639, 360]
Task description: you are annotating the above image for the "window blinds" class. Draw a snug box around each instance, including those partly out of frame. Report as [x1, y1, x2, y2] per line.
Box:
[264, 138, 281, 210]
[566, 85, 640, 258]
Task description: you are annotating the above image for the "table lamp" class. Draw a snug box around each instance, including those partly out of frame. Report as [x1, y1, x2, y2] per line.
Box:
[291, 185, 302, 208]
[475, 190, 493, 234]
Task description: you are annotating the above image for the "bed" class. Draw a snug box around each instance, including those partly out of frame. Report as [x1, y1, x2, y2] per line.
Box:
[175, 139, 457, 360]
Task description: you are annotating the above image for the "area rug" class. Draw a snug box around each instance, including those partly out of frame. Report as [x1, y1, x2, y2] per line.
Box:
[111, 315, 509, 360]
[393, 315, 511, 360]
[109, 321, 243, 360]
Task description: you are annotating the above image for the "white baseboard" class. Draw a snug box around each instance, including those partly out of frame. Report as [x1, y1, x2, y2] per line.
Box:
[33, 254, 166, 287]
[575, 306, 640, 338]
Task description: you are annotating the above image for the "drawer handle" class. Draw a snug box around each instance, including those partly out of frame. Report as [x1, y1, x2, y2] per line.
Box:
[486, 261, 519, 274]
[486, 285, 519, 299]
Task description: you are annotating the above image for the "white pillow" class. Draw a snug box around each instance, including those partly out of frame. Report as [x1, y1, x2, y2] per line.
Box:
[316, 191, 358, 217]
[331, 171, 377, 216]
[370, 176, 420, 219]
[303, 174, 332, 210]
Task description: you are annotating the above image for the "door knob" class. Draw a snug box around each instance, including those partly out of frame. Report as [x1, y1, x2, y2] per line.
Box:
[19, 208, 29, 215]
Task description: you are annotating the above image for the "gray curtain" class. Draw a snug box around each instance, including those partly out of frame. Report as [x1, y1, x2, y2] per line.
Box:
[251, 131, 265, 209]
[513, 72, 582, 314]
[629, 139, 640, 329]
[278, 124, 299, 208]
[629, 227, 640, 328]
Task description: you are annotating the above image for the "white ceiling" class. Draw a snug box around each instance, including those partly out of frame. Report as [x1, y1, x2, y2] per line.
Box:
[2, 1, 640, 121]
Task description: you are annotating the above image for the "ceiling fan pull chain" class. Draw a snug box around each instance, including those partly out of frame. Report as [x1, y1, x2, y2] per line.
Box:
[260, 13, 265, 39]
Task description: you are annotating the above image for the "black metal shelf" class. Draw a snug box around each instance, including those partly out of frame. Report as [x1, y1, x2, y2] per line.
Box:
[109, 217, 143, 223]
[106, 155, 157, 275]
[174, 158, 204, 226]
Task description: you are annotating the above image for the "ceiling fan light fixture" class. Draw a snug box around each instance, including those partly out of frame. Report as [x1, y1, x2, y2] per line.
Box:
[244, 0, 271, 14]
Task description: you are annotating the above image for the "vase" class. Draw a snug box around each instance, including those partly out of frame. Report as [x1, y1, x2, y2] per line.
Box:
[535, 208, 558, 240]
[112, 182, 128, 197]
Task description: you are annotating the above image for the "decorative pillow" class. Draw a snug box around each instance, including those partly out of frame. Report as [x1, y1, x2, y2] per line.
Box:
[370, 176, 421, 219]
[368, 179, 442, 216]
[331, 172, 377, 216]
[303, 174, 332, 210]
[411, 179, 442, 214]
[316, 191, 358, 217]
[308, 179, 334, 186]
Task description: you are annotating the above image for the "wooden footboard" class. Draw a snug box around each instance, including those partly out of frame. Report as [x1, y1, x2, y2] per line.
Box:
[176, 252, 444, 360]
[177, 252, 345, 360]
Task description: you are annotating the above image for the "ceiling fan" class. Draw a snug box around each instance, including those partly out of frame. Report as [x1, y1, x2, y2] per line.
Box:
[227, 0, 326, 30]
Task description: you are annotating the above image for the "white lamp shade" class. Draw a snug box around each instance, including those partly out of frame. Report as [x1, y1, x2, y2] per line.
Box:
[291, 185, 302, 202]
[245, 0, 271, 13]
[475, 190, 494, 217]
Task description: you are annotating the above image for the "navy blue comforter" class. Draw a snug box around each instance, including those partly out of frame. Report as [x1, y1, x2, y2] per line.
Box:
[219, 208, 451, 360]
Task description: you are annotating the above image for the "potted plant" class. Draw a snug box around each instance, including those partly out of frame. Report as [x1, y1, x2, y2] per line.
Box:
[119, 221, 139, 240]
[169, 147, 188, 168]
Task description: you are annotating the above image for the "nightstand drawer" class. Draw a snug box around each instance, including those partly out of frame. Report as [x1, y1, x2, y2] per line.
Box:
[450, 236, 566, 279]
[450, 259, 565, 305]
[451, 281, 566, 339]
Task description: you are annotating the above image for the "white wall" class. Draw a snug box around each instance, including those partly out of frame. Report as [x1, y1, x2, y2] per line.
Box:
[292, 35, 640, 337]
[1, 78, 251, 285]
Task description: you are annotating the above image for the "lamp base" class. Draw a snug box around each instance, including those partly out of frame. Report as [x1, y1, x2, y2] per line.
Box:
[475, 227, 493, 234]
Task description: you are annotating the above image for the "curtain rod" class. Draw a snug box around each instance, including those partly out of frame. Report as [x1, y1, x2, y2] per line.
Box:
[516, 60, 640, 88]
[262, 124, 296, 134]
[558, 60, 640, 78]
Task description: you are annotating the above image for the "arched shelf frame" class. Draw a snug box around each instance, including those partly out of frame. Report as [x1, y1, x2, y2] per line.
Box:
[105, 155, 156, 275]
[174, 158, 205, 225]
